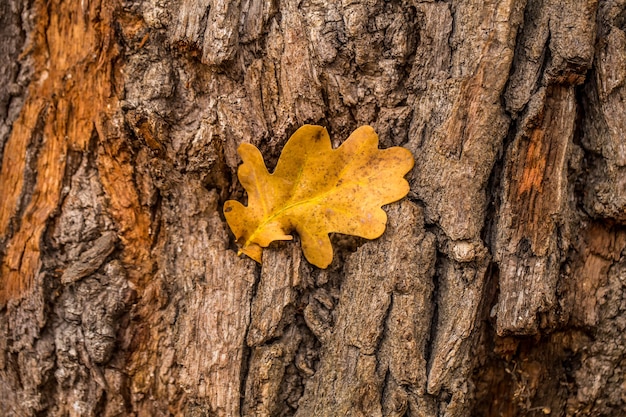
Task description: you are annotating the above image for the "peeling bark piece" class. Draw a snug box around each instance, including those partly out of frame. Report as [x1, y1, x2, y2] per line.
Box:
[545, 0, 596, 83]
[408, 2, 453, 88]
[505, 0, 596, 112]
[279, 2, 326, 124]
[61, 231, 118, 284]
[123, 185, 257, 417]
[174, 250, 255, 417]
[239, 0, 277, 43]
[172, 0, 241, 66]
[427, 255, 488, 396]
[296, 201, 436, 417]
[247, 242, 307, 346]
[380, 231, 436, 414]
[581, 24, 626, 221]
[243, 326, 302, 417]
[504, 0, 549, 113]
[495, 86, 575, 335]
[409, 0, 522, 242]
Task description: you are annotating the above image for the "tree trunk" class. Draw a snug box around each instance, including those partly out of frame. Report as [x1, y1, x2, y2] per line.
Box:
[1, 0, 625, 416]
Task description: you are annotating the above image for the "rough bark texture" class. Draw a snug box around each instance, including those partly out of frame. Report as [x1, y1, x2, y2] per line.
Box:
[1, 0, 626, 416]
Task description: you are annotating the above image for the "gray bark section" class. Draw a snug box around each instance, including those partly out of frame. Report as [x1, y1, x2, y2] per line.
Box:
[2, 0, 626, 416]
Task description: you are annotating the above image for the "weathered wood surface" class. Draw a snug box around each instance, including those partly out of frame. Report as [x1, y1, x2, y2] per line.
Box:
[2, 0, 626, 416]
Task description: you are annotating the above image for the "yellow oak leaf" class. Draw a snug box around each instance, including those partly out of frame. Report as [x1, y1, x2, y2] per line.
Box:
[223, 125, 414, 268]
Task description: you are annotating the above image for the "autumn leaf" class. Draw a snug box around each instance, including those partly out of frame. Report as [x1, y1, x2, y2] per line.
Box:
[223, 125, 414, 268]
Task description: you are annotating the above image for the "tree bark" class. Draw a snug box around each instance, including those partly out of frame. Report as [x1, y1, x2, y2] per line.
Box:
[1, 0, 625, 416]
